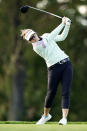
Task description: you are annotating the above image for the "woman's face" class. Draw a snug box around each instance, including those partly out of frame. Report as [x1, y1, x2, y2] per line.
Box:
[29, 33, 40, 43]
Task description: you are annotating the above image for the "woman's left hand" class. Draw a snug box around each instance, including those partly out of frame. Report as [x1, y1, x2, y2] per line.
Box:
[65, 17, 71, 25]
[62, 16, 67, 24]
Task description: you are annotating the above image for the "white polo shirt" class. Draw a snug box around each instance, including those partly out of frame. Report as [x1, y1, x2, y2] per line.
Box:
[32, 22, 70, 67]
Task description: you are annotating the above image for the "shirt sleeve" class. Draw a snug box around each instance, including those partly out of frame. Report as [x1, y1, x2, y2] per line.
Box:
[47, 22, 65, 41]
[54, 24, 70, 42]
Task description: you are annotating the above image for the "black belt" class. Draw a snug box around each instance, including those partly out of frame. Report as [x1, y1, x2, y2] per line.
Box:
[48, 58, 70, 70]
[57, 58, 70, 64]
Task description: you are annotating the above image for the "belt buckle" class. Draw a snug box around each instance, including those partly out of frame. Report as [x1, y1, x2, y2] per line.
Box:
[59, 61, 63, 64]
[59, 59, 66, 64]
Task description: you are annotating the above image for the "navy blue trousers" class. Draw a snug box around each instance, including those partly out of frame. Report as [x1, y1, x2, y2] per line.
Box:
[44, 60, 73, 108]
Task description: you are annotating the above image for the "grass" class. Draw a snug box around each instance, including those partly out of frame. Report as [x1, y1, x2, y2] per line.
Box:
[0, 122, 87, 131]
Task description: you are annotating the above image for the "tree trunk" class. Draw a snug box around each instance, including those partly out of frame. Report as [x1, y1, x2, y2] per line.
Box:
[8, 54, 25, 120]
[8, 0, 25, 120]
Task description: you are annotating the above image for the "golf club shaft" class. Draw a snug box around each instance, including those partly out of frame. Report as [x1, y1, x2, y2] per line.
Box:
[28, 5, 62, 19]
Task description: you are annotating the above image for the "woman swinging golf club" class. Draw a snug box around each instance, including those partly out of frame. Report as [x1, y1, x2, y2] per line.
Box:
[20, 16, 73, 125]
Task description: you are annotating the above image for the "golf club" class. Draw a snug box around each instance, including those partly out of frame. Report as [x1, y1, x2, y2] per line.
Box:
[20, 5, 62, 19]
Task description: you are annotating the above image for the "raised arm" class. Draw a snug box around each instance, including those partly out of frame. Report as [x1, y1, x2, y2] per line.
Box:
[54, 24, 70, 42]
[46, 17, 70, 41]
[54, 18, 71, 42]
[47, 22, 65, 41]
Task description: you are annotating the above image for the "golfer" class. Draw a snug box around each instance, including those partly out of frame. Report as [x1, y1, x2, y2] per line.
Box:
[21, 17, 73, 125]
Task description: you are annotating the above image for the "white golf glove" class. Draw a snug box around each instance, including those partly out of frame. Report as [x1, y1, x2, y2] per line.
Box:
[66, 17, 71, 25]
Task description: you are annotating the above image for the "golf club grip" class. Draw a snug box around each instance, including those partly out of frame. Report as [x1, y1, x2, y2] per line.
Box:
[28, 5, 62, 19]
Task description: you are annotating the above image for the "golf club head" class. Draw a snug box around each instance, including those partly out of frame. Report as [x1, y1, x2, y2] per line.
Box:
[20, 5, 29, 13]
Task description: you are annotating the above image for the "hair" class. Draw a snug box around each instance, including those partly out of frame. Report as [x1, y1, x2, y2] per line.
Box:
[20, 29, 32, 39]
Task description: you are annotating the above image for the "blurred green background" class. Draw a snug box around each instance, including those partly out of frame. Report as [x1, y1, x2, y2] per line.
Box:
[0, 0, 87, 122]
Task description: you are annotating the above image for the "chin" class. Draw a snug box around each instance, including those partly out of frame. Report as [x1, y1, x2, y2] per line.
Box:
[32, 40, 36, 43]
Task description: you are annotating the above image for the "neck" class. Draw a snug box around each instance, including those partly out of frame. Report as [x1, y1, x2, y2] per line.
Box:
[35, 37, 42, 42]
[32, 37, 42, 43]
[39, 37, 42, 41]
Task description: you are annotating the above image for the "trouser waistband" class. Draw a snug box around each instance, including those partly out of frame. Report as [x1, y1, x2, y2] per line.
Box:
[48, 58, 70, 70]
[58, 57, 70, 64]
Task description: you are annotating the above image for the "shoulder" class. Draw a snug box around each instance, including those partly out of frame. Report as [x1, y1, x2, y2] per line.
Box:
[41, 33, 50, 38]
